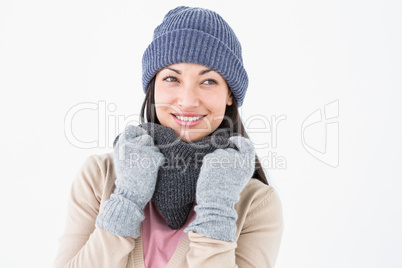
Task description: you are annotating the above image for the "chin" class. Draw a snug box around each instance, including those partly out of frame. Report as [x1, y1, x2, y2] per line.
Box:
[162, 116, 219, 143]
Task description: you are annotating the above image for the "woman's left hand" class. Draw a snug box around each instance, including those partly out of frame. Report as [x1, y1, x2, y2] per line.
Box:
[185, 135, 256, 242]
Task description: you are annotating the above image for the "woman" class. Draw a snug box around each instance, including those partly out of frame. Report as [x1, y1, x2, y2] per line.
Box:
[53, 6, 283, 268]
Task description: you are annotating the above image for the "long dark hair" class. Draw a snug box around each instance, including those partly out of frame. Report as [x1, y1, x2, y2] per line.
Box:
[140, 77, 269, 185]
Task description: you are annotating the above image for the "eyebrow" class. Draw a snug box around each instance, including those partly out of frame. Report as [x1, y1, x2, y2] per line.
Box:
[199, 68, 213, 75]
[164, 67, 213, 75]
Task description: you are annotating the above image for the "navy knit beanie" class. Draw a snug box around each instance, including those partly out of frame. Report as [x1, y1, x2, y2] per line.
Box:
[142, 6, 249, 107]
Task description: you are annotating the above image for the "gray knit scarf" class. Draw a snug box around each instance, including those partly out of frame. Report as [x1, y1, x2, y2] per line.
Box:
[133, 122, 237, 229]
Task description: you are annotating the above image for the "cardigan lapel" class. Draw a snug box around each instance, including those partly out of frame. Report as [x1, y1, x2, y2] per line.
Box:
[166, 234, 191, 267]
[131, 231, 191, 267]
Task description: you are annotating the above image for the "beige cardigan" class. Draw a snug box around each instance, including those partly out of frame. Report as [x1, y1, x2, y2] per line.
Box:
[53, 153, 284, 268]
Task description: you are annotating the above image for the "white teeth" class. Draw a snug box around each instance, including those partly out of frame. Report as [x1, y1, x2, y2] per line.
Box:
[176, 115, 204, 121]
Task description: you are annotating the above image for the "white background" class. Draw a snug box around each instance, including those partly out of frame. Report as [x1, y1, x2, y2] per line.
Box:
[1, 0, 401, 267]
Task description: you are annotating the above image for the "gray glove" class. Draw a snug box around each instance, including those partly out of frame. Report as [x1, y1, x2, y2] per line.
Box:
[96, 125, 165, 237]
[184, 136, 256, 241]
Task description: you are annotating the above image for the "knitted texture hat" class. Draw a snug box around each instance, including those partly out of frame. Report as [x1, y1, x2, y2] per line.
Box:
[142, 6, 249, 106]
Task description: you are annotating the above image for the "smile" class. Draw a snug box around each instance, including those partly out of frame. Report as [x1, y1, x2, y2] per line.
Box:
[171, 114, 206, 126]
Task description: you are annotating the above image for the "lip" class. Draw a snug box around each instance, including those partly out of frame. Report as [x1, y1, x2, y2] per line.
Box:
[172, 112, 206, 117]
[171, 114, 206, 127]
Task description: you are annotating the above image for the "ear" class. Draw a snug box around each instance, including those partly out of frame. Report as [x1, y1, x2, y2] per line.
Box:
[227, 92, 233, 106]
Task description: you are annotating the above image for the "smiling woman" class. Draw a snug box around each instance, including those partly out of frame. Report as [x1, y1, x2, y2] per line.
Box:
[53, 6, 284, 268]
[154, 63, 233, 142]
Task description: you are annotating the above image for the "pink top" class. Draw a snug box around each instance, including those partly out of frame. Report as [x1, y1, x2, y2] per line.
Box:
[142, 201, 196, 268]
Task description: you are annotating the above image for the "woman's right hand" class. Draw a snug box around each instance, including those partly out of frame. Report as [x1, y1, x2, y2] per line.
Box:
[96, 125, 165, 237]
[113, 125, 165, 209]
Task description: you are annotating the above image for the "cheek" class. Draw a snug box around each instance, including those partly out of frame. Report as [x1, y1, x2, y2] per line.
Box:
[154, 85, 165, 103]
[204, 93, 228, 113]
[154, 89, 176, 114]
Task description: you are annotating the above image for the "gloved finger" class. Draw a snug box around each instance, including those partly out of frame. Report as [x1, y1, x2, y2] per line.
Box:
[229, 136, 255, 158]
[116, 135, 155, 159]
[124, 125, 148, 142]
[147, 145, 161, 153]
[128, 134, 154, 147]
[154, 152, 166, 168]
[199, 148, 225, 170]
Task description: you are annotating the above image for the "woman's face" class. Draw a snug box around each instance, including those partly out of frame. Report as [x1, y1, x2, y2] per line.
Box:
[154, 62, 233, 143]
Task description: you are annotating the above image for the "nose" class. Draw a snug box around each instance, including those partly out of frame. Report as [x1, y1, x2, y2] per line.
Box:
[177, 85, 199, 109]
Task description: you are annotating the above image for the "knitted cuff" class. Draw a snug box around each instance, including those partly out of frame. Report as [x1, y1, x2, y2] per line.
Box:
[96, 189, 145, 237]
[184, 201, 238, 242]
[111, 185, 149, 210]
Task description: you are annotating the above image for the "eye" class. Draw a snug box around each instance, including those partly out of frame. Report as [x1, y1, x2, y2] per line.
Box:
[163, 76, 178, 82]
[202, 79, 217, 85]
